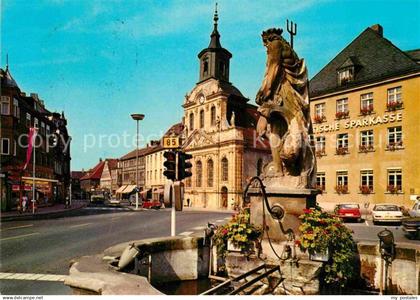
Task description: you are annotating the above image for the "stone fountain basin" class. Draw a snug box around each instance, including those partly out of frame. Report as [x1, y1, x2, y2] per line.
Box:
[65, 235, 209, 295]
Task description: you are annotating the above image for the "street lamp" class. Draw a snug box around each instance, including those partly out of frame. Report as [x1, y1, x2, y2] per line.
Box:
[131, 113, 145, 210]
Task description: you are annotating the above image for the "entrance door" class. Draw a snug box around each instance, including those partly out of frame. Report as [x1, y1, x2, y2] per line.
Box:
[221, 186, 228, 209]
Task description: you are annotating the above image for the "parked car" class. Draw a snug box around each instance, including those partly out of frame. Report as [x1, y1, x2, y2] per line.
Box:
[142, 199, 161, 209]
[89, 194, 105, 206]
[372, 204, 403, 225]
[334, 203, 362, 222]
[107, 197, 122, 207]
[402, 217, 420, 240]
[408, 201, 420, 217]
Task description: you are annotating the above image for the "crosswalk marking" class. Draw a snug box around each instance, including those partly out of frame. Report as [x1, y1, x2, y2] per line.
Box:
[191, 226, 206, 230]
[0, 272, 68, 282]
[1, 224, 34, 231]
[0, 232, 40, 242]
[69, 223, 91, 228]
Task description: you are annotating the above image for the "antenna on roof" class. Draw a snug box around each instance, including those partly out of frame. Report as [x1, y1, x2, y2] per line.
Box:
[6, 53, 9, 70]
[286, 19, 297, 49]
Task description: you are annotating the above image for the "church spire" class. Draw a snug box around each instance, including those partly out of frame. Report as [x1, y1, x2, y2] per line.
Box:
[208, 3, 221, 49]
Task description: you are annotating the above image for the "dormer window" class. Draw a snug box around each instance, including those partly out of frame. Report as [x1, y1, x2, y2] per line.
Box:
[337, 56, 359, 86]
[338, 67, 354, 85]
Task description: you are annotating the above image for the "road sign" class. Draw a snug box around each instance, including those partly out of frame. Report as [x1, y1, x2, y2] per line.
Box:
[162, 137, 180, 149]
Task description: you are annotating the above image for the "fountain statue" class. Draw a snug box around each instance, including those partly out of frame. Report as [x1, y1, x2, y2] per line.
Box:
[246, 26, 318, 244]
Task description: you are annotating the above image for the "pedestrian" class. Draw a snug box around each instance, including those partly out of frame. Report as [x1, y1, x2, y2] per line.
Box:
[187, 198, 190, 207]
[22, 194, 28, 213]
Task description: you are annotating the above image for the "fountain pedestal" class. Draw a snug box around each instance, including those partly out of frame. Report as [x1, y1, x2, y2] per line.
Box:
[247, 187, 318, 242]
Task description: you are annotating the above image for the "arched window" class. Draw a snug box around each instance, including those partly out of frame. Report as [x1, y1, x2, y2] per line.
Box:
[221, 157, 228, 181]
[200, 109, 205, 128]
[207, 159, 214, 187]
[257, 158, 263, 176]
[203, 59, 209, 76]
[211, 106, 216, 126]
[196, 160, 202, 187]
[189, 113, 194, 131]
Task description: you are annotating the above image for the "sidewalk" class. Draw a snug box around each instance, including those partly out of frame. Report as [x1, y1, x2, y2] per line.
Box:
[1, 200, 87, 222]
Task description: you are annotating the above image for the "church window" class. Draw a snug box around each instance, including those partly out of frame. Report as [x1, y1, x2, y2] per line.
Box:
[189, 113, 194, 131]
[200, 109, 205, 128]
[196, 160, 202, 187]
[211, 106, 216, 126]
[207, 159, 214, 187]
[219, 61, 225, 76]
[203, 59, 209, 76]
[221, 157, 228, 181]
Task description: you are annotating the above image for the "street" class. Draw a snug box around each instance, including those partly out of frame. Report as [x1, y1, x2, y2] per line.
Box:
[0, 207, 232, 295]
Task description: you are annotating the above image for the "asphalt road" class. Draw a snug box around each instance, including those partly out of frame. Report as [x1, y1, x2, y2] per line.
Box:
[0, 207, 418, 295]
[0, 207, 232, 295]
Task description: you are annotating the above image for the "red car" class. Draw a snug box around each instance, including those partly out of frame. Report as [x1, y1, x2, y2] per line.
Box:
[335, 203, 362, 222]
[142, 200, 161, 209]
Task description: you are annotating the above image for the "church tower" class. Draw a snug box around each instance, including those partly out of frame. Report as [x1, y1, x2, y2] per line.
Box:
[197, 4, 232, 83]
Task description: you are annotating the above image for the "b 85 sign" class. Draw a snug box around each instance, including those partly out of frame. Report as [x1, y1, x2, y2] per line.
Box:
[163, 137, 180, 149]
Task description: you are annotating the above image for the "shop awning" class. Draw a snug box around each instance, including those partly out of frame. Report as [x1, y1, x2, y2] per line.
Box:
[140, 189, 151, 196]
[22, 177, 59, 183]
[115, 185, 127, 194]
[122, 185, 137, 194]
[152, 188, 164, 195]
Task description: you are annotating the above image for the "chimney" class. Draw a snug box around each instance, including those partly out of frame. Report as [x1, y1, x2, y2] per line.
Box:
[370, 24, 383, 37]
[99, 158, 103, 162]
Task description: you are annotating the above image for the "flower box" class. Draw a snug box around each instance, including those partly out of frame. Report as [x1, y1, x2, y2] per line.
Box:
[313, 115, 326, 124]
[335, 185, 348, 194]
[387, 101, 402, 111]
[336, 147, 349, 155]
[386, 141, 403, 151]
[360, 104, 374, 115]
[316, 149, 326, 157]
[227, 240, 242, 252]
[359, 185, 373, 194]
[387, 185, 401, 194]
[359, 144, 374, 153]
[335, 111, 349, 119]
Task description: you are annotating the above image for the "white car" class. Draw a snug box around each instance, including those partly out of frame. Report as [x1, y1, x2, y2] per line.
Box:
[372, 204, 403, 225]
[408, 201, 420, 217]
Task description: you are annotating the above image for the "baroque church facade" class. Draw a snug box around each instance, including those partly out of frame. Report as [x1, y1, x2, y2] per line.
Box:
[181, 9, 271, 209]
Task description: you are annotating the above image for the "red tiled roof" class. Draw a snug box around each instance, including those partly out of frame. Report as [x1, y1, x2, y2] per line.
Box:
[242, 127, 271, 151]
[71, 171, 86, 179]
[80, 161, 105, 180]
[107, 159, 119, 170]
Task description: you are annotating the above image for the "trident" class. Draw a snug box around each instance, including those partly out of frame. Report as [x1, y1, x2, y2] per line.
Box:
[286, 19, 297, 49]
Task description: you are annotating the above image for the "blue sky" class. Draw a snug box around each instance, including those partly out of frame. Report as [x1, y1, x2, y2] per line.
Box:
[2, 0, 419, 170]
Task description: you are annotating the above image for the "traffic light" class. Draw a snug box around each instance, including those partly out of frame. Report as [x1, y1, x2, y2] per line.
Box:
[177, 151, 192, 181]
[163, 151, 177, 180]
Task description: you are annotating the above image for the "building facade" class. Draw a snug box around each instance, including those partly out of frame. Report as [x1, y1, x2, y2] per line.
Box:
[0, 66, 71, 211]
[181, 10, 271, 209]
[99, 159, 118, 194]
[309, 24, 420, 208]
